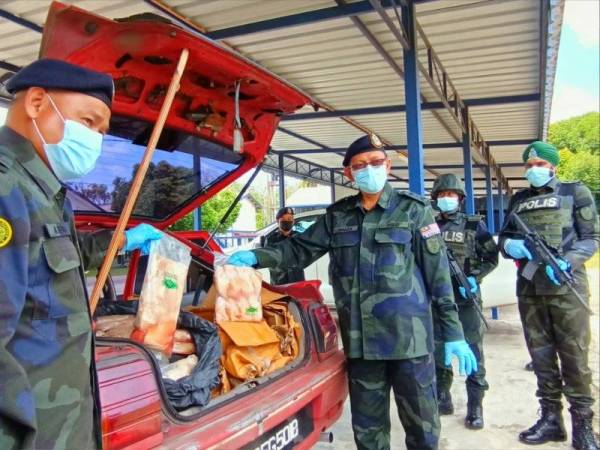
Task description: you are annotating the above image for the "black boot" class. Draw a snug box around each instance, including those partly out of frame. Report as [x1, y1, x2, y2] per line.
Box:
[519, 401, 567, 445]
[570, 407, 599, 450]
[465, 389, 484, 430]
[437, 388, 454, 415]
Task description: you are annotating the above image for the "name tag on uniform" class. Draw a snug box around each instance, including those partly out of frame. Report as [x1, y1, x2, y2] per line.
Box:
[333, 225, 358, 233]
[516, 195, 561, 213]
[44, 223, 70, 238]
[443, 231, 464, 243]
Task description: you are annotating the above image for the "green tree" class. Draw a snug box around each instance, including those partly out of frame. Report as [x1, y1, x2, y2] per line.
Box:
[169, 188, 243, 232]
[548, 112, 599, 154]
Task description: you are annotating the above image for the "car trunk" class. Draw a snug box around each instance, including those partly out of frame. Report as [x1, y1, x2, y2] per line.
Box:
[94, 256, 308, 422]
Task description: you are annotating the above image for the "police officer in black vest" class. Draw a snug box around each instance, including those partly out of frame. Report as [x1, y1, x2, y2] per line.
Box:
[260, 207, 305, 285]
[431, 174, 499, 430]
[500, 141, 599, 450]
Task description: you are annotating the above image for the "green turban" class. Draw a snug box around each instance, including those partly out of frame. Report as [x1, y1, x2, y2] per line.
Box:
[522, 141, 559, 166]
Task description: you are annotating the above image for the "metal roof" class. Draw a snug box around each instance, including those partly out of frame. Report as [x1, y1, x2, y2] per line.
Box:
[0, 0, 564, 194]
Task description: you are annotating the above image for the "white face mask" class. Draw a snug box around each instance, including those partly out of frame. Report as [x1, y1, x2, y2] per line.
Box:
[32, 95, 103, 181]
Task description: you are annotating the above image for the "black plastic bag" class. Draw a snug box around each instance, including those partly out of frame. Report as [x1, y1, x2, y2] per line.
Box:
[163, 311, 221, 410]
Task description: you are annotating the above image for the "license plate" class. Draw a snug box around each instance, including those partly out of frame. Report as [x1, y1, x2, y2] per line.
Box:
[242, 407, 314, 450]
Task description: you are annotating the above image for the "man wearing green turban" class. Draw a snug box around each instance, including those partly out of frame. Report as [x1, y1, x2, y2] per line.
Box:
[499, 141, 599, 450]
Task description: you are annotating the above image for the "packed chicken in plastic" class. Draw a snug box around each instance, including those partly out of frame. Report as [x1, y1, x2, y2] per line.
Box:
[130, 234, 192, 356]
[214, 264, 263, 323]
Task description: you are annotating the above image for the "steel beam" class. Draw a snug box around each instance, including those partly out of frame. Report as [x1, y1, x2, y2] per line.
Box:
[402, 1, 425, 195]
[206, 0, 397, 40]
[462, 108, 475, 214]
[330, 170, 336, 202]
[281, 94, 540, 121]
[273, 140, 534, 155]
[0, 60, 20, 73]
[0, 9, 43, 33]
[497, 183, 505, 228]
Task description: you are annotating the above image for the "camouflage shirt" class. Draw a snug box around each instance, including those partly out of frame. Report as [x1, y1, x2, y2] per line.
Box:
[0, 126, 111, 449]
[499, 177, 599, 296]
[436, 211, 499, 303]
[253, 183, 464, 360]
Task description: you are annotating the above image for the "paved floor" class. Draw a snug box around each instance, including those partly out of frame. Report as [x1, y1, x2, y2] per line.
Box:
[315, 268, 600, 450]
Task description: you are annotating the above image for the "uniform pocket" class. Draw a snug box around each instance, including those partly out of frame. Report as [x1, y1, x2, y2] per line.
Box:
[331, 228, 359, 278]
[38, 236, 85, 320]
[374, 227, 411, 268]
[42, 236, 81, 273]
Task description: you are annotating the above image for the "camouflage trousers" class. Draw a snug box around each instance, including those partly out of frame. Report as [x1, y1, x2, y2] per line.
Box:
[347, 354, 440, 450]
[433, 303, 489, 394]
[519, 293, 593, 409]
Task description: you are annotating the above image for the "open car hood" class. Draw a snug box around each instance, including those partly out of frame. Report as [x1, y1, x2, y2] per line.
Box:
[40, 1, 311, 229]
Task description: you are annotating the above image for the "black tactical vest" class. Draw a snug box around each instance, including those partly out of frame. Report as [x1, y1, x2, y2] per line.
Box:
[439, 213, 480, 273]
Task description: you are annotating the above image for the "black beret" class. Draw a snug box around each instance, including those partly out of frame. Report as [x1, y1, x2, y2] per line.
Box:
[6, 59, 114, 108]
[343, 134, 385, 167]
[276, 207, 295, 219]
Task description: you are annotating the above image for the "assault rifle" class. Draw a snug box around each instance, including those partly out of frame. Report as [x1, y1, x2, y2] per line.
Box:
[508, 212, 594, 315]
[446, 250, 490, 329]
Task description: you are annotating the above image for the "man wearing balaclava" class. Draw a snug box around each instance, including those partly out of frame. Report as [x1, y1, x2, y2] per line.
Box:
[500, 141, 599, 450]
[430, 173, 498, 430]
[260, 207, 305, 285]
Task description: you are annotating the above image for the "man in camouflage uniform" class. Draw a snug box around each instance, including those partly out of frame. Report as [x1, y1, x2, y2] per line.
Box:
[229, 135, 478, 450]
[0, 59, 161, 449]
[430, 174, 499, 430]
[260, 207, 305, 285]
[500, 141, 599, 450]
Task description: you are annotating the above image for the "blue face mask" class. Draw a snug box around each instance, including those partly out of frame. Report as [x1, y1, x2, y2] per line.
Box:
[352, 164, 387, 194]
[33, 95, 103, 181]
[437, 196, 460, 213]
[526, 166, 554, 188]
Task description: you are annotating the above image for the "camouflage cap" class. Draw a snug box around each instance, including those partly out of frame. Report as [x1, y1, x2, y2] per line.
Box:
[431, 173, 465, 198]
[522, 141, 559, 166]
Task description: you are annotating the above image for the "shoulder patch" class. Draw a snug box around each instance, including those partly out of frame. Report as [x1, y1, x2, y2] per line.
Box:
[0, 217, 13, 248]
[398, 190, 428, 205]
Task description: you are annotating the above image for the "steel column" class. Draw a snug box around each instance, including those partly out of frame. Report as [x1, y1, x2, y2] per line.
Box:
[278, 153, 285, 208]
[402, 0, 425, 195]
[462, 110, 475, 214]
[485, 166, 495, 234]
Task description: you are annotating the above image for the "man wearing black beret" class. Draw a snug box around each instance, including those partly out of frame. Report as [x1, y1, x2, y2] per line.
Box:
[260, 207, 306, 285]
[229, 134, 475, 450]
[0, 59, 162, 449]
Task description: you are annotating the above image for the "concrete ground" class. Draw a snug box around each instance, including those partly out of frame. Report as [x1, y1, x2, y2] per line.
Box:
[315, 268, 599, 450]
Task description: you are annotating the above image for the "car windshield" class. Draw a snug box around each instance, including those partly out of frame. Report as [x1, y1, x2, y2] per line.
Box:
[66, 115, 244, 219]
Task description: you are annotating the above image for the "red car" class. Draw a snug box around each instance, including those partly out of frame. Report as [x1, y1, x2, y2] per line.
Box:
[41, 3, 347, 449]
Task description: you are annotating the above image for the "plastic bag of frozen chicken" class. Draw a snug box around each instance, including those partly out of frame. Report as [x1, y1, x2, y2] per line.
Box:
[213, 254, 263, 323]
[131, 234, 192, 355]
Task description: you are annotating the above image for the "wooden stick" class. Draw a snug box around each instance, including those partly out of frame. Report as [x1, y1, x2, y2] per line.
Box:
[89, 48, 189, 315]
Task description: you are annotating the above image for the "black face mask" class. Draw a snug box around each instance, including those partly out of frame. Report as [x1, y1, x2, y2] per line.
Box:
[279, 221, 294, 232]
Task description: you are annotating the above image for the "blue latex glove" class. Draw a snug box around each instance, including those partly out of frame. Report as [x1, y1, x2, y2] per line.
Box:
[459, 276, 478, 299]
[123, 223, 163, 255]
[545, 259, 570, 286]
[444, 340, 478, 376]
[504, 238, 533, 260]
[227, 250, 257, 267]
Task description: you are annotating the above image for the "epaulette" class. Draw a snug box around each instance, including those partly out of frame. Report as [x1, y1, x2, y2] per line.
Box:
[0, 147, 15, 174]
[398, 190, 428, 205]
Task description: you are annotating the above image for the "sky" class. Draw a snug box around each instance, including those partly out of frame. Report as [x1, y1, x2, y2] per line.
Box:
[550, 0, 600, 123]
